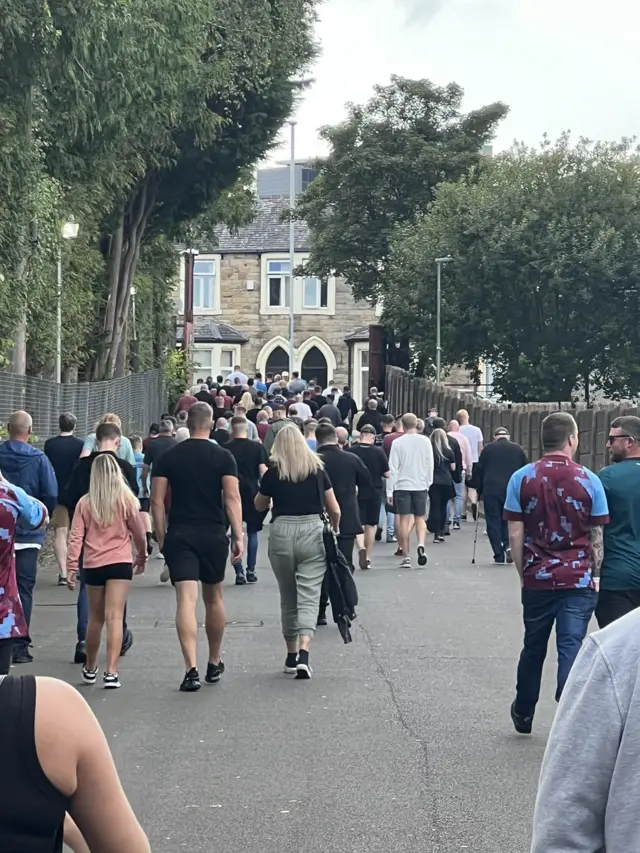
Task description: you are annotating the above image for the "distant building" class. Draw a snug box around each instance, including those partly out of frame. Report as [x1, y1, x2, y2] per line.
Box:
[176, 198, 378, 400]
[257, 162, 319, 199]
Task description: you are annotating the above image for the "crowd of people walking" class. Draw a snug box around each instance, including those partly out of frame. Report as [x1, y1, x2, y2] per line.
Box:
[2, 364, 640, 850]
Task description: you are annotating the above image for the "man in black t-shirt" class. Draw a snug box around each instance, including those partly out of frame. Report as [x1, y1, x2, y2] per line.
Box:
[151, 402, 243, 693]
[141, 420, 176, 500]
[225, 417, 269, 585]
[347, 425, 390, 565]
[44, 412, 84, 585]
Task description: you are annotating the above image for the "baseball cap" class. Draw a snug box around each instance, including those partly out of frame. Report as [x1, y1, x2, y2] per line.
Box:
[360, 424, 376, 436]
[494, 426, 509, 437]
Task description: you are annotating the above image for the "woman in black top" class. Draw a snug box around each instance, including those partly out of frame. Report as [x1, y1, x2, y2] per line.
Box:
[255, 423, 340, 679]
[0, 674, 149, 852]
[428, 428, 456, 542]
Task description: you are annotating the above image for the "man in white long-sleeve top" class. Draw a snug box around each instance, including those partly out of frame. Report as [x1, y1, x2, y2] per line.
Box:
[530, 609, 640, 853]
[387, 413, 434, 569]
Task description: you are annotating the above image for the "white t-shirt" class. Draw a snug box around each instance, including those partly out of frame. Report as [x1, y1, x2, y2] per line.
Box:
[293, 402, 312, 421]
[387, 433, 434, 496]
[459, 424, 484, 464]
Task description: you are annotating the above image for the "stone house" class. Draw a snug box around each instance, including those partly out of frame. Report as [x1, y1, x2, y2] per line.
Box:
[176, 198, 379, 403]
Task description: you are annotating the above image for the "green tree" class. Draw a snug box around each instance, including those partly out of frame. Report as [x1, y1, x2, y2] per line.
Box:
[295, 76, 508, 303]
[384, 135, 640, 402]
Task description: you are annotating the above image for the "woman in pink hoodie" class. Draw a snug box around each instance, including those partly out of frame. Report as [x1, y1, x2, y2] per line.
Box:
[67, 454, 147, 689]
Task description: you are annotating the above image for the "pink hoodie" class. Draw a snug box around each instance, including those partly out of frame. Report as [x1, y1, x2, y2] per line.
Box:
[67, 496, 146, 571]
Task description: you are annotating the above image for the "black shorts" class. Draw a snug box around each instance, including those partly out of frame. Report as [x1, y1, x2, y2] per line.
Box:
[82, 563, 133, 586]
[139, 497, 150, 513]
[163, 525, 229, 586]
[394, 489, 429, 517]
[359, 496, 382, 527]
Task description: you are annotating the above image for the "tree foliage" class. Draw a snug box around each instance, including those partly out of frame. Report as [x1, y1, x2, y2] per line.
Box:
[295, 76, 508, 302]
[384, 135, 640, 402]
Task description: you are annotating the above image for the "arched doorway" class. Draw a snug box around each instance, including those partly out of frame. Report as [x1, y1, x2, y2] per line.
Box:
[266, 345, 289, 378]
[301, 346, 328, 390]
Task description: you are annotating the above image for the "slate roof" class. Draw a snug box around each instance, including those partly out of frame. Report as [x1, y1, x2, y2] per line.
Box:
[211, 197, 311, 254]
[176, 320, 249, 344]
[344, 326, 370, 343]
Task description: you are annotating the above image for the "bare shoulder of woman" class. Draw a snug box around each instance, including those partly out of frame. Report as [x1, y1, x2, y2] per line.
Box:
[34, 677, 150, 853]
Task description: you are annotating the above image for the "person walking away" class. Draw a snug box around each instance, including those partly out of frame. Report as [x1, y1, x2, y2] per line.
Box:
[338, 387, 358, 430]
[594, 415, 640, 627]
[141, 419, 175, 522]
[305, 420, 318, 450]
[234, 403, 259, 440]
[81, 413, 136, 466]
[374, 416, 397, 541]
[429, 417, 462, 535]
[387, 413, 433, 569]
[336, 426, 350, 449]
[174, 387, 198, 415]
[504, 411, 608, 734]
[225, 364, 248, 385]
[428, 428, 455, 542]
[195, 383, 216, 406]
[0, 674, 150, 852]
[456, 409, 484, 519]
[212, 417, 231, 445]
[142, 422, 160, 452]
[347, 425, 390, 566]
[317, 423, 370, 581]
[66, 454, 147, 688]
[382, 416, 404, 551]
[316, 394, 342, 427]
[151, 402, 243, 692]
[255, 424, 340, 677]
[256, 408, 270, 442]
[0, 477, 48, 675]
[58, 422, 139, 665]
[376, 414, 395, 448]
[45, 412, 84, 585]
[474, 426, 528, 563]
[530, 609, 640, 853]
[288, 371, 307, 395]
[131, 436, 153, 556]
[357, 398, 384, 434]
[293, 394, 313, 421]
[263, 404, 290, 453]
[447, 419, 472, 529]
[225, 416, 269, 584]
[0, 411, 57, 664]
[254, 372, 267, 393]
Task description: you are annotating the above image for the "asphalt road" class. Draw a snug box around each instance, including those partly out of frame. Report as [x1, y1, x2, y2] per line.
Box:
[29, 522, 559, 853]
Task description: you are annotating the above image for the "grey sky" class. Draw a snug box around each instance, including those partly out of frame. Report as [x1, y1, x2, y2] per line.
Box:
[269, 0, 639, 162]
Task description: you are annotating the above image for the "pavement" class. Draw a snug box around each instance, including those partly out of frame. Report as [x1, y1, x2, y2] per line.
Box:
[27, 521, 561, 853]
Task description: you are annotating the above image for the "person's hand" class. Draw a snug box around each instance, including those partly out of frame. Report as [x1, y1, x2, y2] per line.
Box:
[230, 536, 244, 565]
[67, 570, 77, 591]
[134, 556, 147, 575]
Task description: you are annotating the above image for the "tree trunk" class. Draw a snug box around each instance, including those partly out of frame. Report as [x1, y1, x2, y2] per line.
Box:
[11, 256, 30, 375]
[114, 318, 128, 378]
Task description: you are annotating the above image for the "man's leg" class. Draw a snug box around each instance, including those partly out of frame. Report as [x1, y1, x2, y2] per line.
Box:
[555, 590, 597, 701]
[202, 582, 226, 666]
[386, 507, 395, 541]
[595, 589, 635, 629]
[247, 531, 259, 573]
[483, 495, 505, 561]
[337, 535, 355, 572]
[363, 525, 376, 559]
[174, 581, 200, 671]
[453, 480, 464, 528]
[13, 548, 39, 660]
[514, 591, 557, 719]
[396, 514, 412, 557]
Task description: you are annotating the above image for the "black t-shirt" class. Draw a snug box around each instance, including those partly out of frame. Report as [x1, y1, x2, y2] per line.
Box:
[60, 451, 138, 516]
[225, 438, 269, 497]
[259, 467, 332, 518]
[143, 435, 176, 466]
[212, 429, 230, 446]
[152, 439, 237, 528]
[43, 435, 84, 493]
[347, 443, 389, 495]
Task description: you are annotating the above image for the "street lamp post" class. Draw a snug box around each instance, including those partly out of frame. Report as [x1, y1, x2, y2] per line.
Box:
[288, 120, 296, 375]
[56, 217, 80, 383]
[434, 256, 453, 384]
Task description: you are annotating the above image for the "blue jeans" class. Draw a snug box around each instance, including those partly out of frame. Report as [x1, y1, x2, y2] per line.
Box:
[233, 531, 259, 574]
[515, 588, 596, 717]
[483, 493, 508, 558]
[14, 548, 39, 655]
[77, 578, 128, 643]
[378, 501, 395, 537]
[447, 480, 465, 524]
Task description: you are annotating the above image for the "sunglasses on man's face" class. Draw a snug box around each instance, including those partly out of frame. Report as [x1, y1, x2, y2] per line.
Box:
[607, 434, 635, 444]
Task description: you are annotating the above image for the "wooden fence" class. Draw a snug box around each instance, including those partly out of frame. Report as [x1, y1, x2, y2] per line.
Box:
[385, 366, 639, 472]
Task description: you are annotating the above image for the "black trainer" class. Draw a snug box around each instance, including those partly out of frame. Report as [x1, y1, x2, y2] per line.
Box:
[317, 611, 328, 627]
[374, 527, 382, 542]
[284, 653, 298, 674]
[417, 545, 428, 566]
[120, 630, 133, 657]
[246, 570, 258, 584]
[510, 700, 533, 734]
[205, 660, 225, 684]
[12, 650, 33, 665]
[235, 571, 247, 586]
[296, 650, 311, 680]
[74, 641, 86, 665]
[180, 668, 201, 692]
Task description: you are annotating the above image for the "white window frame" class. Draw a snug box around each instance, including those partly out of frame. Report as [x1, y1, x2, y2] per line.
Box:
[302, 275, 328, 310]
[179, 254, 221, 315]
[266, 259, 291, 309]
[260, 253, 336, 316]
[192, 343, 241, 381]
[352, 342, 369, 408]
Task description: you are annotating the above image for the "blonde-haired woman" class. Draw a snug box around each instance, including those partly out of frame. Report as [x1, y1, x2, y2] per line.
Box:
[429, 428, 456, 543]
[80, 413, 136, 465]
[239, 390, 254, 412]
[67, 454, 147, 688]
[255, 423, 340, 679]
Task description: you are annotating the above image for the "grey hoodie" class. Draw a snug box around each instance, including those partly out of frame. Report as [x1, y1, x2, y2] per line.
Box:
[531, 608, 640, 853]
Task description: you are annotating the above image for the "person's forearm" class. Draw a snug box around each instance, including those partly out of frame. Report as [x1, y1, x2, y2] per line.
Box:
[151, 501, 166, 548]
[508, 521, 525, 581]
[329, 508, 341, 531]
[64, 815, 90, 853]
[589, 525, 604, 578]
[225, 493, 243, 542]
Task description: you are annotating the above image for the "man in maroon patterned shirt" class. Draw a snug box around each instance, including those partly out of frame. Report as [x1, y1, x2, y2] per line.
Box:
[504, 412, 609, 734]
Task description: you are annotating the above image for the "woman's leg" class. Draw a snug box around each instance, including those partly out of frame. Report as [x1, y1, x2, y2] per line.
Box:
[268, 522, 298, 653]
[85, 586, 106, 671]
[104, 580, 130, 673]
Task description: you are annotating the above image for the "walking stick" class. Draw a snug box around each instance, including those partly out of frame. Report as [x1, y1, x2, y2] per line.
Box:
[471, 508, 480, 565]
